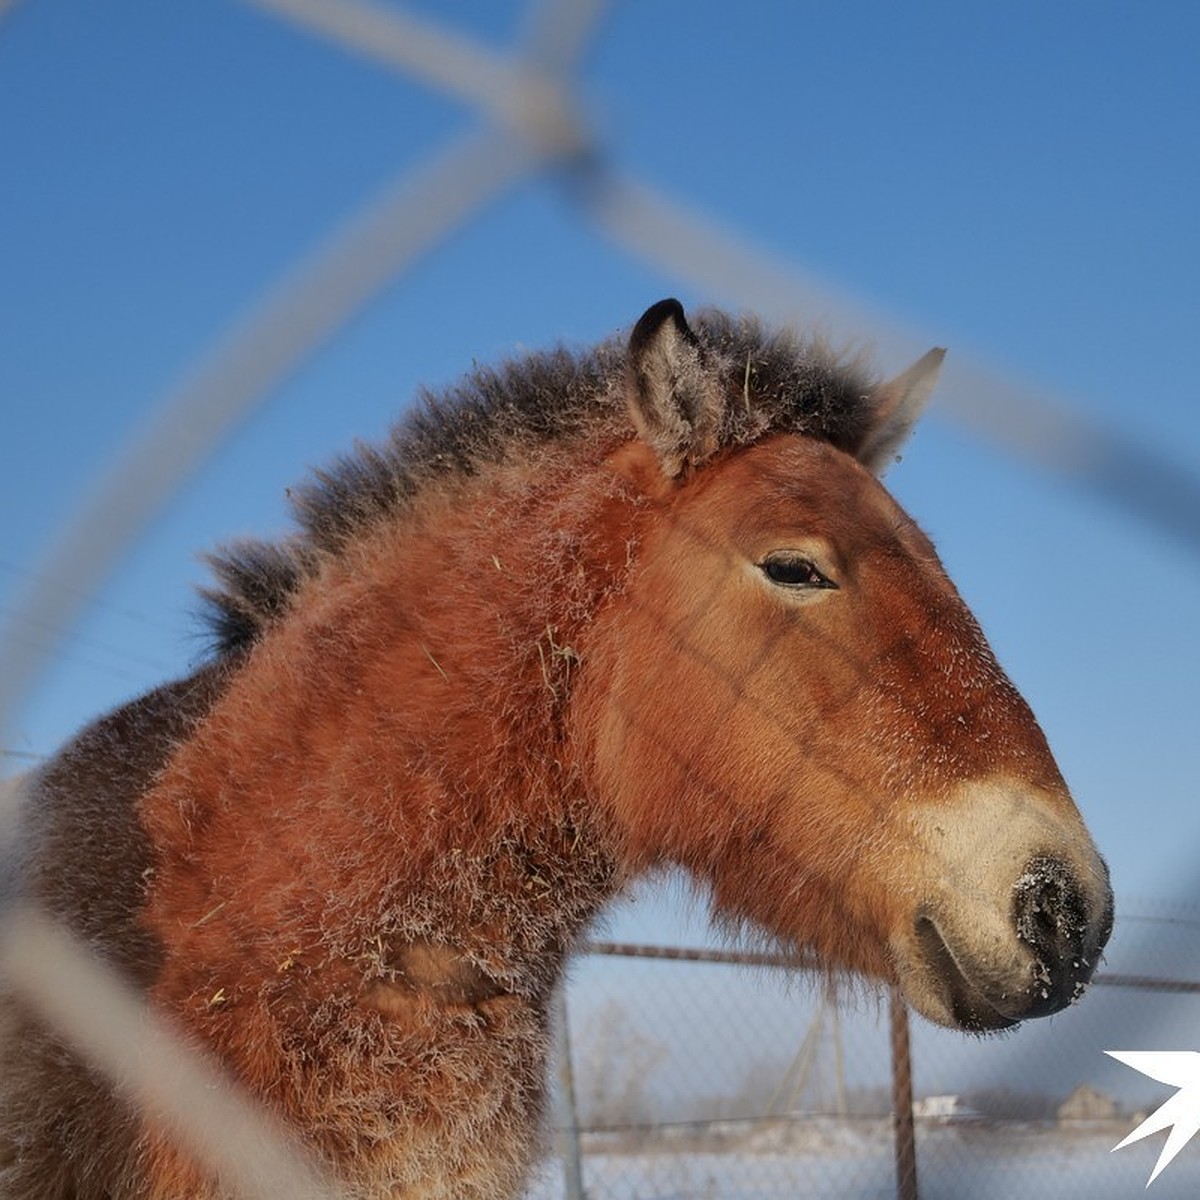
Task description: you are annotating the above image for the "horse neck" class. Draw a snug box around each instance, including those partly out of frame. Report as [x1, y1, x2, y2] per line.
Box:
[142, 454, 640, 1005]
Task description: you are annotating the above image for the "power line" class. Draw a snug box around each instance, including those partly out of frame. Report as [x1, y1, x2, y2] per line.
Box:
[0, 748, 46, 763]
[0, 626, 149, 687]
[0, 557, 175, 634]
[0, 603, 174, 676]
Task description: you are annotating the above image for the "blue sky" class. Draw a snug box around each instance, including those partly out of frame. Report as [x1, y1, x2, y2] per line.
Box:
[2, 0, 1199, 971]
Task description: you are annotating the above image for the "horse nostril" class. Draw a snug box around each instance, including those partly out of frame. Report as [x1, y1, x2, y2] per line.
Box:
[1013, 856, 1089, 963]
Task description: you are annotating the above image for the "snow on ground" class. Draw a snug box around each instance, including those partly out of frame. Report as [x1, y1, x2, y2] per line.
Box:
[529, 1120, 1200, 1199]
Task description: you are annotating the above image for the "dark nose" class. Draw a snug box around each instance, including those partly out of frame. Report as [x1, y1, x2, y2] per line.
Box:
[1013, 856, 1111, 1019]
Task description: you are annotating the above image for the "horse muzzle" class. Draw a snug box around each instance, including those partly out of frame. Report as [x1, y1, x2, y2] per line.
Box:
[891, 783, 1113, 1032]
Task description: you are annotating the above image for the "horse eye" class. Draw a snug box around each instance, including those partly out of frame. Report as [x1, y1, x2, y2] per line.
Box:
[761, 555, 837, 590]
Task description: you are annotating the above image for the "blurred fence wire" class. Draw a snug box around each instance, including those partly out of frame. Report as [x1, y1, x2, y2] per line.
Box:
[2, 2, 1199, 1199]
[0, 907, 336, 1200]
[5, 0, 1200, 736]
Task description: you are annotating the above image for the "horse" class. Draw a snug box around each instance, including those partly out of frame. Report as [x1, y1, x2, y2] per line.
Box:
[0, 299, 1112, 1198]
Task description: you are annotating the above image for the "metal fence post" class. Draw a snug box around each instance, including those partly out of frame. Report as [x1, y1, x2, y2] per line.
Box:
[889, 985, 919, 1200]
[552, 986, 586, 1200]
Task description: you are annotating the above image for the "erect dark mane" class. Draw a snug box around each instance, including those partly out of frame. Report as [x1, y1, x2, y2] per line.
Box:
[200, 309, 876, 656]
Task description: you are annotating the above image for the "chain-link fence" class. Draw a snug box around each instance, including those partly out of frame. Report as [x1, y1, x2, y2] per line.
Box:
[537, 903, 1200, 1199]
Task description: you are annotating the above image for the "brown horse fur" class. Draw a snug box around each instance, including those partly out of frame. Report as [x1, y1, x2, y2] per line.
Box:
[0, 300, 1112, 1198]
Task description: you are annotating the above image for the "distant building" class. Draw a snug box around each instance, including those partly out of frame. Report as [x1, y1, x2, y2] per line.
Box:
[1058, 1084, 1116, 1123]
[914, 1094, 961, 1121]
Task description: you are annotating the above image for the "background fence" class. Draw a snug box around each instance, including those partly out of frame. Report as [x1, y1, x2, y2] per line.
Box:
[539, 905, 1200, 1199]
[2, 2, 1199, 1198]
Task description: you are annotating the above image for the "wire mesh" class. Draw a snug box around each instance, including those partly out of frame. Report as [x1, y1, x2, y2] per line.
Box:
[537, 911, 1200, 1199]
[1, 2, 1197, 1198]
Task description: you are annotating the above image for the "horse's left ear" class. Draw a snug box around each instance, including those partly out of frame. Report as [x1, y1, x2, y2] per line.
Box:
[626, 298, 723, 478]
[855, 347, 946, 475]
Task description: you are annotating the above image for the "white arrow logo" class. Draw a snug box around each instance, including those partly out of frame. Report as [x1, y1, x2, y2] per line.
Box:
[1107, 1051, 1200, 1186]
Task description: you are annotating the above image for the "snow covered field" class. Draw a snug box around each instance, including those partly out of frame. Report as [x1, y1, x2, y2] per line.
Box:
[530, 1120, 1200, 1199]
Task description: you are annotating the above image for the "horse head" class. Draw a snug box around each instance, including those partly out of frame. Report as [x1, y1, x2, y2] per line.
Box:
[579, 299, 1112, 1031]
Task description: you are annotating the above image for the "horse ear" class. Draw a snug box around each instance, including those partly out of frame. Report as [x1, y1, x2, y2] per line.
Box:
[626, 298, 723, 478]
[856, 347, 946, 475]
